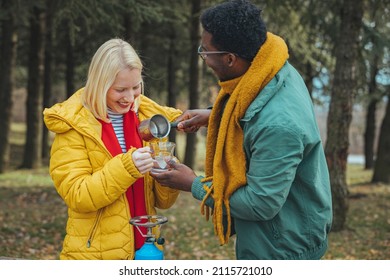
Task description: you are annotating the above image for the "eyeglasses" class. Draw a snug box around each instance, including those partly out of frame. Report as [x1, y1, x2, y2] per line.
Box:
[197, 45, 230, 60]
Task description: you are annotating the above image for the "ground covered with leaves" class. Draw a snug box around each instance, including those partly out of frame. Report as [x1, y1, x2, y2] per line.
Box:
[0, 165, 389, 260]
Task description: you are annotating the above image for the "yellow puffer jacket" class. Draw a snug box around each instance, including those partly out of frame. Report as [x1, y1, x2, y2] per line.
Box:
[43, 88, 182, 260]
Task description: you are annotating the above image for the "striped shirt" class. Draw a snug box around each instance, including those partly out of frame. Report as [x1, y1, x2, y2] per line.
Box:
[107, 110, 126, 153]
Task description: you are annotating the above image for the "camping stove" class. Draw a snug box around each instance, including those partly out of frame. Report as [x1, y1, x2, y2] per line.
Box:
[129, 215, 168, 260]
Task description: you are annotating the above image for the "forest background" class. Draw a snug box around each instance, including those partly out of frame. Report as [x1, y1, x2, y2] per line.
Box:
[0, 0, 389, 259]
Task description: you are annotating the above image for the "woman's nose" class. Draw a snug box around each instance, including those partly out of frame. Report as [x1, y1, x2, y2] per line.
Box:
[123, 89, 137, 101]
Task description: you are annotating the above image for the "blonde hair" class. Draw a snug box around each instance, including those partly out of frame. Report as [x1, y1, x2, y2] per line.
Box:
[82, 38, 144, 122]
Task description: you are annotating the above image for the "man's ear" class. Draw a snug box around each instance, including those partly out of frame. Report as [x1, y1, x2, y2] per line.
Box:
[227, 53, 236, 67]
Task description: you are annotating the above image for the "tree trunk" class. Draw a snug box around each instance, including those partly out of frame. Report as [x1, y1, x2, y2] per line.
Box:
[184, 0, 201, 168]
[364, 44, 380, 169]
[66, 28, 75, 98]
[372, 93, 390, 183]
[123, 14, 135, 44]
[167, 26, 178, 144]
[364, 100, 377, 169]
[324, 0, 363, 231]
[42, 0, 54, 160]
[0, 0, 18, 173]
[21, 6, 45, 169]
[304, 62, 314, 99]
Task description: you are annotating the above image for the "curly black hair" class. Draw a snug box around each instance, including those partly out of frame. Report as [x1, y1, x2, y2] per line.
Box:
[200, 0, 267, 62]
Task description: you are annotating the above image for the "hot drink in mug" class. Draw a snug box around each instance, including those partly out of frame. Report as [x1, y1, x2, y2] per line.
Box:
[149, 141, 176, 171]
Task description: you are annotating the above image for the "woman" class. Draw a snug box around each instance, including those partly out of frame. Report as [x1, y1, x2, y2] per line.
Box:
[43, 38, 182, 260]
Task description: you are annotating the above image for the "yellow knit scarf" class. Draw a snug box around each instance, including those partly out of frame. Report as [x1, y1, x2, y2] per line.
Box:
[200, 32, 289, 245]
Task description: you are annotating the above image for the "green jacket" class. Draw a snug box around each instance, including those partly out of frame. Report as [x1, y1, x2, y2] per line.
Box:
[44, 89, 182, 259]
[192, 62, 332, 259]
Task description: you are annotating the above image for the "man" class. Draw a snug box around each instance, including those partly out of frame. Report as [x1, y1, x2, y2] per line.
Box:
[151, 0, 332, 260]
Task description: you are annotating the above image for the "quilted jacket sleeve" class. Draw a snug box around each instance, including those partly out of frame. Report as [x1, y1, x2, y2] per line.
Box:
[49, 129, 142, 213]
[138, 95, 183, 123]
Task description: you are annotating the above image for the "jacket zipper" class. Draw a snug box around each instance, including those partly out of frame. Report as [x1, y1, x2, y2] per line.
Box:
[87, 209, 103, 248]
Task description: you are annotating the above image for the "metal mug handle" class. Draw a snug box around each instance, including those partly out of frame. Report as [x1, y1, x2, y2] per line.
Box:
[170, 121, 179, 128]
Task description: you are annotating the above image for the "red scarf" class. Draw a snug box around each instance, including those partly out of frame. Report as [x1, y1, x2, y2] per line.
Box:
[99, 110, 147, 250]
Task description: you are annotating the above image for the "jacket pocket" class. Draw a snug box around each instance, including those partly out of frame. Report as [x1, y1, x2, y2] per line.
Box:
[270, 220, 281, 239]
[86, 209, 103, 248]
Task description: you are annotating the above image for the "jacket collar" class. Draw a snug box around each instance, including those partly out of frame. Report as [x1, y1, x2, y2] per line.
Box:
[241, 61, 290, 122]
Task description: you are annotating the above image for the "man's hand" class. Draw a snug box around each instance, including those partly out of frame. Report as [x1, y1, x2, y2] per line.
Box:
[149, 161, 197, 192]
[174, 109, 211, 133]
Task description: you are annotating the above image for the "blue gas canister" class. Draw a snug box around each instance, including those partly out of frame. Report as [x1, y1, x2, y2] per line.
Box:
[134, 238, 164, 260]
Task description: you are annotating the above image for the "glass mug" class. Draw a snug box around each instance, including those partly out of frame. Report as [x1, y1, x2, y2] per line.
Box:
[149, 141, 176, 171]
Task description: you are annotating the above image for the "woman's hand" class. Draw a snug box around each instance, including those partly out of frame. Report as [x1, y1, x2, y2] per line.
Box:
[132, 146, 154, 174]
